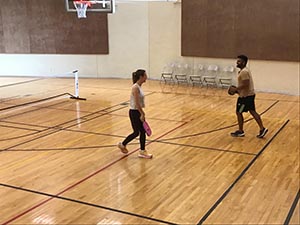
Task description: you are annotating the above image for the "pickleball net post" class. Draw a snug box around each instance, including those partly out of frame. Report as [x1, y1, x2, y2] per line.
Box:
[70, 70, 86, 100]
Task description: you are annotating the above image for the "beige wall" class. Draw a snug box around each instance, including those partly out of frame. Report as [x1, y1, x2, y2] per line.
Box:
[0, 2, 299, 95]
[148, 2, 182, 77]
[248, 60, 299, 95]
[99, 2, 149, 78]
[148, 2, 299, 95]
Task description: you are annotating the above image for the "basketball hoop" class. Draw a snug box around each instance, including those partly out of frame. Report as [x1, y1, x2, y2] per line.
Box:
[67, 0, 115, 16]
[73, 0, 92, 18]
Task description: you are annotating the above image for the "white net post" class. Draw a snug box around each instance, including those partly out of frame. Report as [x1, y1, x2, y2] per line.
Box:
[73, 70, 79, 98]
[70, 70, 86, 100]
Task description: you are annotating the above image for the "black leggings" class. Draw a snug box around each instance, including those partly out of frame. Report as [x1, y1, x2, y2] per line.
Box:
[122, 109, 146, 150]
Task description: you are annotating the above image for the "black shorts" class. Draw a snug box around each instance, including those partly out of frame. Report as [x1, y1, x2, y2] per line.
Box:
[236, 95, 256, 113]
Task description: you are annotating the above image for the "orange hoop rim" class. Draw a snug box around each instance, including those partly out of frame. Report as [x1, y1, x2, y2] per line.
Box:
[73, 0, 94, 7]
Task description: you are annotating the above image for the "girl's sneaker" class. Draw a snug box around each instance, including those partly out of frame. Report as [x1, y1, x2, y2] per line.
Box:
[138, 150, 153, 159]
[118, 142, 128, 154]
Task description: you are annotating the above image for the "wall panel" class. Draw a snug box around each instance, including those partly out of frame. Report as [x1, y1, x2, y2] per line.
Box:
[0, 4, 4, 52]
[2, 0, 30, 53]
[182, 0, 300, 61]
[27, 0, 57, 53]
[0, 0, 108, 54]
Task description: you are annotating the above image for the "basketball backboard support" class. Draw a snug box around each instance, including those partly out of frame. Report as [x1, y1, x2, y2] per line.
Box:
[65, 0, 115, 14]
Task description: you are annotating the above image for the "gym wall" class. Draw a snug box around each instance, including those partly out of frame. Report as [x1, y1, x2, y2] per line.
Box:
[0, 1, 298, 95]
[182, 0, 299, 62]
[0, 0, 108, 54]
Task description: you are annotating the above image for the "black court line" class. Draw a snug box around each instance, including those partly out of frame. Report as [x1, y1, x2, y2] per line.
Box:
[83, 85, 157, 94]
[0, 95, 21, 103]
[0, 183, 177, 225]
[1, 97, 128, 129]
[0, 100, 72, 141]
[0, 99, 71, 120]
[31, 104, 98, 114]
[153, 140, 256, 156]
[0, 101, 75, 141]
[284, 189, 300, 225]
[0, 124, 40, 132]
[0, 78, 43, 88]
[0, 126, 40, 142]
[159, 99, 279, 141]
[0, 90, 166, 145]
[0, 110, 188, 142]
[156, 88, 299, 106]
[2, 143, 138, 152]
[0, 121, 125, 142]
[3, 143, 255, 156]
[108, 111, 190, 123]
[2, 100, 276, 155]
[1, 122, 187, 225]
[3, 141, 253, 156]
[157, 85, 297, 102]
[0, 120, 51, 129]
[197, 119, 290, 225]
[3, 98, 110, 115]
[0, 100, 126, 141]
[1, 105, 128, 152]
[0, 93, 158, 143]
[0, 92, 72, 111]
[57, 100, 129, 123]
[262, 99, 300, 103]
[0, 93, 132, 150]
[2, 104, 126, 148]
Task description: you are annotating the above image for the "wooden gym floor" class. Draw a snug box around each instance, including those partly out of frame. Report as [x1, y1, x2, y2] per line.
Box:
[0, 77, 299, 224]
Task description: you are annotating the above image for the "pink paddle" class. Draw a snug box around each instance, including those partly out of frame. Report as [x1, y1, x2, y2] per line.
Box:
[143, 121, 152, 136]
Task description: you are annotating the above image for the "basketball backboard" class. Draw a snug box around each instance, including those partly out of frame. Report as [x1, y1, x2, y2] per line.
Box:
[65, 0, 115, 14]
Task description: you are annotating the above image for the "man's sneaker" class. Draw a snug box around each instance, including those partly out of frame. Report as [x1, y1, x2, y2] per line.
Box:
[257, 128, 268, 138]
[138, 150, 153, 159]
[118, 142, 128, 154]
[231, 130, 245, 137]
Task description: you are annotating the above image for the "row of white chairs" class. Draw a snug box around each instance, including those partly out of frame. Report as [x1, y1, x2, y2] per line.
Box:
[160, 63, 236, 88]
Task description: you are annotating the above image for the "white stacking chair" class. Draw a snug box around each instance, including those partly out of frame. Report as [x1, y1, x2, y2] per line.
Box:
[202, 64, 219, 87]
[174, 63, 190, 85]
[189, 64, 205, 86]
[218, 65, 235, 88]
[160, 62, 176, 84]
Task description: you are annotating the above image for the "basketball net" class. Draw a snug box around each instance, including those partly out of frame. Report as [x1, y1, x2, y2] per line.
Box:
[73, 1, 92, 18]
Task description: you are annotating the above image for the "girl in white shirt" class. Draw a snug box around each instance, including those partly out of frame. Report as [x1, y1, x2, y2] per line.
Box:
[118, 69, 153, 159]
